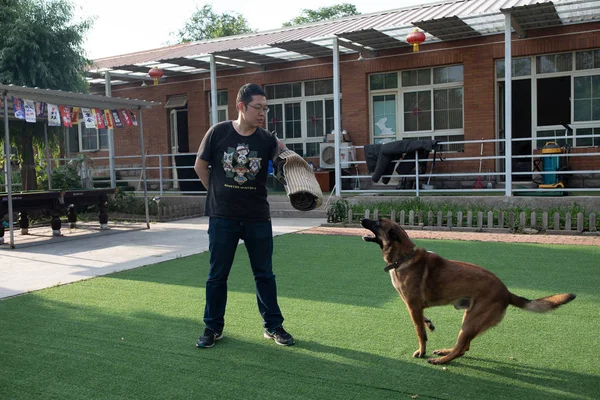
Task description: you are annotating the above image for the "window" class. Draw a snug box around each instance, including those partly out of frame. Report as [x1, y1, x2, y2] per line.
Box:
[433, 65, 463, 84]
[576, 49, 600, 70]
[434, 88, 463, 130]
[284, 103, 302, 138]
[68, 126, 79, 153]
[536, 129, 573, 149]
[370, 65, 464, 149]
[575, 127, 600, 147]
[286, 143, 304, 156]
[209, 90, 228, 124]
[265, 79, 341, 157]
[496, 57, 532, 78]
[305, 79, 334, 96]
[403, 91, 431, 131]
[372, 95, 397, 141]
[266, 83, 301, 99]
[370, 73, 398, 90]
[574, 75, 600, 122]
[401, 69, 430, 87]
[265, 101, 301, 138]
[165, 95, 188, 109]
[495, 50, 600, 149]
[72, 121, 108, 152]
[536, 53, 572, 74]
[268, 104, 284, 136]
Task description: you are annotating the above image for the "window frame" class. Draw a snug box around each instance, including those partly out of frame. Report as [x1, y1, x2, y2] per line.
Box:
[369, 65, 465, 150]
[497, 50, 600, 148]
[266, 79, 342, 157]
[209, 90, 228, 124]
[77, 120, 108, 152]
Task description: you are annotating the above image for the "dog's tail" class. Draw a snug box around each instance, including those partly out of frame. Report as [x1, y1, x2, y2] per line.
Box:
[509, 293, 576, 313]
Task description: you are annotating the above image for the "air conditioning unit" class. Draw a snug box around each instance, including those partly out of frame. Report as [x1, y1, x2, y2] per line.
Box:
[319, 142, 354, 169]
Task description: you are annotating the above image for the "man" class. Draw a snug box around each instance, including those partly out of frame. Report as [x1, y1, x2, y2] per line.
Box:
[194, 83, 294, 348]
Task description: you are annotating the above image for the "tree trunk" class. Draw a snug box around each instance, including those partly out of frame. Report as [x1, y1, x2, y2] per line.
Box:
[20, 123, 37, 190]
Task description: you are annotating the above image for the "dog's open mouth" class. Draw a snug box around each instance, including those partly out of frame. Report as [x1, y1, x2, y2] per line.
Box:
[362, 234, 377, 242]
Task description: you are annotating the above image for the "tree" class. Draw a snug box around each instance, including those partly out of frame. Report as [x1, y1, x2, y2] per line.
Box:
[175, 4, 254, 43]
[283, 3, 360, 27]
[0, 0, 92, 190]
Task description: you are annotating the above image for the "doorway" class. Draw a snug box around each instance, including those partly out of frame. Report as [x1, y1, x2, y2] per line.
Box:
[169, 109, 189, 189]
[497, 79, 532, 181]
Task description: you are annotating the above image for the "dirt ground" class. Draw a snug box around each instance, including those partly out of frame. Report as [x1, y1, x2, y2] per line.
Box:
[299, 226, 600, 246]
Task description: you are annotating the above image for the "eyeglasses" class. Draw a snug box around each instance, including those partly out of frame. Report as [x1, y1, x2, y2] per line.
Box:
[247, 103, 270, 114]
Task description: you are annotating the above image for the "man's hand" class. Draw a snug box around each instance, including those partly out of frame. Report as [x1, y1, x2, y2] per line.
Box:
[194, 158, 210, 189]
[276, 138, 288, 152]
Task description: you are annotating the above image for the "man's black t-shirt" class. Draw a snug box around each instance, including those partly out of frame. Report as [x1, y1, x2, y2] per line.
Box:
[197, 121, 277, 221]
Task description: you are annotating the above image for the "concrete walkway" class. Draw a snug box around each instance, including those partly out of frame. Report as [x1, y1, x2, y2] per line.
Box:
[0, 217, 324, 299]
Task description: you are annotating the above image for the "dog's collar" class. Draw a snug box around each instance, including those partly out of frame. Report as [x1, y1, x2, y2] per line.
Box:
[384, 249, 417, 272]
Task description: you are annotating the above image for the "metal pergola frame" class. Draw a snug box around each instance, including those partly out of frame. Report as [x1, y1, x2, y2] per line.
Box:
[88, 0, 600, 198]
[1, 84, 160, 248]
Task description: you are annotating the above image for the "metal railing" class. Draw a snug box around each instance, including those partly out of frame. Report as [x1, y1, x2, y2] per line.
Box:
[5, 135, 599, 196]
[341, 134, 600, 196]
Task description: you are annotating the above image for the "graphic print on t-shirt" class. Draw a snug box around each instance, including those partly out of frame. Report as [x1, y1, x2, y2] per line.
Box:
[222, 143, 262, 185]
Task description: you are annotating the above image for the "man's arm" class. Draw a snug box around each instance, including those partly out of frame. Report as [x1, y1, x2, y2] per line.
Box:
[276, 138, 287, 152]
[194, 158, 210, 190]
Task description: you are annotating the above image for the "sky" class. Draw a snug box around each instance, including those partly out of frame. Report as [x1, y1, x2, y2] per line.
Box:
[74, 0, 439, 60]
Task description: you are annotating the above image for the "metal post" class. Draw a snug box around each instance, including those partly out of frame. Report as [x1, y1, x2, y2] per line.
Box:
[209, 54, 218, 126]
[504, 11, 513, 197]
[332, 37, 341, 197]
[138, 107, 150, 229]
[158, 154, 163, 196]
[415, 152, 420, 197]
[43, 123, 52, 190]
[3, 93, 15, 248]
[105, 71, 116, 188]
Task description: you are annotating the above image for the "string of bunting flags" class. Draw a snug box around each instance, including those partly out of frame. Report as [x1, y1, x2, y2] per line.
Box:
[1, 96, 138, 128]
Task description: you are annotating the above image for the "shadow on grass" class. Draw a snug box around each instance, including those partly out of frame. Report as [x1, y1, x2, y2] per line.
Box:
[0, 294, 596, 400]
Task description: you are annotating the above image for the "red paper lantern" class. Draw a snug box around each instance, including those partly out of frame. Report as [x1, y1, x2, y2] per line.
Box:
[406, 29, 426, 52]
[148, 67, 164, 85]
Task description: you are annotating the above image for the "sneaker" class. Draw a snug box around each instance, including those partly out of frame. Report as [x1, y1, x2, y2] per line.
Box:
[196, 328, 223, 348]
[264, 326, 295, 346]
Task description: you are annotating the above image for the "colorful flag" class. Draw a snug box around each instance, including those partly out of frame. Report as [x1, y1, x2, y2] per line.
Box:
[128, 109, 138, 126]
[93, 109, 105, 129]
[71, 107, 80, 125]
[12, 97, 25, 120]
[111, 109, 123, 128]
[103, 109, 114, 129]
[23, 100, 36, 123]
[60, 106, 72, 127]
[82, 108, 96, 128]
[35, 102, 46, 117]
[48, 104, 61, 126]
[119, 109, 132, 126]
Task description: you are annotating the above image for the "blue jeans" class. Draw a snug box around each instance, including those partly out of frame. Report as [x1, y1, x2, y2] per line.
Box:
[204, 217, 284, 333]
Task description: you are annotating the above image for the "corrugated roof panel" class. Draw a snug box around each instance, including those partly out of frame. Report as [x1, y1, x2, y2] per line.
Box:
[89, 0, 600, 84]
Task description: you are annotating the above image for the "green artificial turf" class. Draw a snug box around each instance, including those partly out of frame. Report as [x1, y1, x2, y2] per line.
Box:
[1, 234, 598, 400]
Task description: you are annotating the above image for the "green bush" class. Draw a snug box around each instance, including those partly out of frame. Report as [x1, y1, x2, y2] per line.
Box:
[107, 188, 158, 215]
[327, 198, 351, 223]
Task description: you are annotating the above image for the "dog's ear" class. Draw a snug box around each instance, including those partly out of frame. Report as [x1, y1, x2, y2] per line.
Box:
[388, 227, 402, 243]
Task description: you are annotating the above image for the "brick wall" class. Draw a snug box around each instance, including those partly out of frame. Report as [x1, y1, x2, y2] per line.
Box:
[93, 22, 600, 184]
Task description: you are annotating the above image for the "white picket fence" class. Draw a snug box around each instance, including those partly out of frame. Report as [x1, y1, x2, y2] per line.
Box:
[345, 209, 598, 235]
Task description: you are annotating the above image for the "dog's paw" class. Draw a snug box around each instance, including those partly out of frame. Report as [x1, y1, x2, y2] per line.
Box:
[433, 349, 452, 356]
[427, 357, 446, 365]
[413, 349, 426, 358]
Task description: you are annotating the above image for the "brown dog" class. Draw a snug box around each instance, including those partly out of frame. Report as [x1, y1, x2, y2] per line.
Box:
[361, 218, 576, 365]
